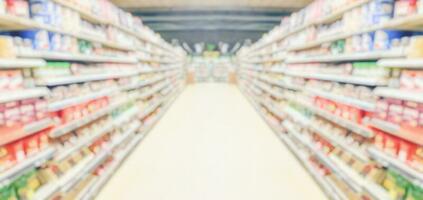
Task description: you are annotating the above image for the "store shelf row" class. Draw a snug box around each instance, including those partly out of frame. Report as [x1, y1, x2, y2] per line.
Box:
[283, 70, 387, 86]
[306, 88, 375, 111]
[368, 118, 423, 146]
[78, 133, 145, 200]
[32, 86, 184, 200]
[36, 71, 141, 86]
[239, 87, 351, 200]
[18, 50, 138, 64]
[46, 0, 177, 55]
[246, 0, 371, 53]
[368, 147, 423, 187]
[0, 147, 55, 186]
[244, 76, 375, 138]
[374, 87, 423, 104]
[285, 50, 405, 64]
[0, 14, 134, 51]
[0, 118, 53, 147]
[0, 58, 46, 69]
[378, 58, 423, 69]
[0, 87, 49, 104]
[78, 86, 184, 200]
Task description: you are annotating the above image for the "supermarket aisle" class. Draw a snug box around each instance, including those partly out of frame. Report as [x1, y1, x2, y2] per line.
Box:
[96, 83, 326, 200]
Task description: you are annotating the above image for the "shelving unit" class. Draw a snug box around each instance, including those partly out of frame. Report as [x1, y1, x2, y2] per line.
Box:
[236, 0, 423, 199]
[0, 1, 187, 200]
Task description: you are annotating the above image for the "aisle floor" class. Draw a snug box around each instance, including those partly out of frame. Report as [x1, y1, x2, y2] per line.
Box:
[96, 83, 327, 200]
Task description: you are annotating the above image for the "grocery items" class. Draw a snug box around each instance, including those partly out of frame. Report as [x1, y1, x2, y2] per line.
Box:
[237, 0, 423, 199]
[0, 0, 185, 199]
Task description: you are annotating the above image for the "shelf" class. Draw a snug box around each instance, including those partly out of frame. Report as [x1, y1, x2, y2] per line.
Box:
[284, 94, 374, 138]
[246, 0, 372, 53]
[138, 100, 164, 119]
[240, 56, 285, 64]
[79, 133, 145, 200]
[374, 87, 423, 103]
[0, 14, 135, 51]
[283, 70, 387, 86]
[278, 134, 347, 200]
[112, 106, 140, 126]
[135, 81, 171, 100]
[49, 98, 129, 138]
[288, 14, 423, 51]
[51, 0, 107, 24]
[47, 87, 118, 112]
[306, 88, 376, 111]
[0, 147, 55, 185]
[0, 58, 46, 68]
[108, 122, 141, 151]
[258, 76, 302, 90]
[308, 123, 369, 162]
[369, 118, 423, 146]
[368, 147, 423, 187]
[0, 87, 49, 104]
[18, 50, 138, 63]
[34, 155, 94, 200]
[0, 118, 53, 146]
[378, 58, 423, 69]
[286, 50, 405, 64]
[54, 122, 115, 161]
[316, 0, 371, 24]
[330, 155, 391, 199]
[284, 122, 362, 193]
[36, 71, 139, 86]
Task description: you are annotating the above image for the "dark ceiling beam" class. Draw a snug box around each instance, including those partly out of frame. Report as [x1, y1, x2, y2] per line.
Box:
[128, 7, 296, 14]
[140, 15, 281, 22]
[148, 23, 276, 31]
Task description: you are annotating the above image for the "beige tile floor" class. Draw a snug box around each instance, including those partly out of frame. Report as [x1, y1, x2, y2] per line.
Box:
[96, 83, 327, 200]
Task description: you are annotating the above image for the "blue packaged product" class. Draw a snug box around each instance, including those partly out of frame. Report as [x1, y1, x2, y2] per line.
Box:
[18, 30, 50, 50]
[48, 32, 61, 51]
[373, 30, 411, 50]
[29, 0, 55, 25]
[370, 0, 395, 24]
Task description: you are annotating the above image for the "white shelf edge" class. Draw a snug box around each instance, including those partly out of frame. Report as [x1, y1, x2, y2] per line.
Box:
[0, 87, 49, 104]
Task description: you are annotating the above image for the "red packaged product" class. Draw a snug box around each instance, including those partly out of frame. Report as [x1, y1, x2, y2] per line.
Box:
[38, 130, 50, 149]
[23, 134, 40, 156]
[5, 0, 29, 17]
[373, 130, 386, 150]
[398, 140, 416, 163]
[384, 134, 401, 157]
[0, 143, 16, 171]
[10, 140, 25, 162]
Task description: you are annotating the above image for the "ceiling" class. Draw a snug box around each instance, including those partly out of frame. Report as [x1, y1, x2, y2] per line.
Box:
[112, 0, 310, 10]
[112, 0, 311, 54]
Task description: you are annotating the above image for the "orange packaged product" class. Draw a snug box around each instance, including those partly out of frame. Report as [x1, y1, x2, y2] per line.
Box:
[38, 130, 50, 149]
[383, 134, 401, 157]
[23, 134, 40, 156]
[373, 130, 386, 150]
[411, 145, 423, 171]
[0, 143, 16, 171]
[10, 140, 25, 162]
[399, 140, 416, 163]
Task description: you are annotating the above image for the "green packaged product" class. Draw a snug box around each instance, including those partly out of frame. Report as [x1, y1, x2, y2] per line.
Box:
[78, 40, 93, 54]
[12, 170, 40, 200]
[406, 185, 423, 200]
[46, 62, 71, 68]
[0, 185, 18, 200]
[383, 170, 411, 200]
